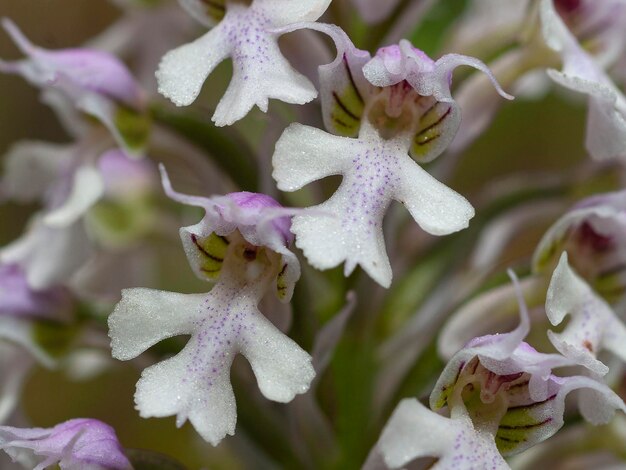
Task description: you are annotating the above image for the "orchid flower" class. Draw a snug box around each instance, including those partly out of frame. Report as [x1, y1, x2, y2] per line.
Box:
[540, 0, 626, 161]
[533, 189, 626, 303]
[0, 419, 132, 470]
[156, 0, 330, 126]
[108, 166, 314, 445]
[0, 18, 149, 156]
[273, 28, 512, 287]
[430, 272, 626, 456]
[369, 273, 626, 469]
[439, 189, 626, 362]
[545, 252, 626, 375]
[367, 398, 509, 470]
[0, 138, 158, 290]
[452, 0, 626, 157]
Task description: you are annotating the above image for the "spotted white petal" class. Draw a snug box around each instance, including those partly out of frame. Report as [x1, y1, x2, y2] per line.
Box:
[273, 122, 473, 287]
[109, 289, 207, 361]
[545, 253, 626, 374]
[371, 398, 508, 469]
[157, 2, 318, 126]
[393, 148, 474, 236]
[108, 255, 314, 445]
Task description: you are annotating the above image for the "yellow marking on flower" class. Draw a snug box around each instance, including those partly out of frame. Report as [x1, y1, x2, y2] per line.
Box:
[276, 263, 288, 300]
[410, 103, 452, 162]
[192, 232, 229, 280]
[330, 55, 364, 137]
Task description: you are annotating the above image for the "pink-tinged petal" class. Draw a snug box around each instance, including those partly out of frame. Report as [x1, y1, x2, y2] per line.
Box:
[431, 271, 567, 410]
[363, 40, 512, 163]
[0, 19, 149, 155]
[368, 398, 508, 469]
[553, 0, 626, 68]
[0, 18, 143, 109]
[353, 0, 403, 24]
[546, 253, 626, 374]
[540, 0, 626, 161]
[0, 264, 71, 321]
[109, 251, 314, 445]
[364, 40, 513, 102]
[97, 148, 157, 198]
[0, 419, 132, 470]
[157, 3, 317, 126]
[161, 165, 299, 298]
[428, 273, 626, 456]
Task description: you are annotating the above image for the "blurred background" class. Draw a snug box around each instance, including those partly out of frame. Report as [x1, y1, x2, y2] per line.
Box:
[1, 1, 620, 469]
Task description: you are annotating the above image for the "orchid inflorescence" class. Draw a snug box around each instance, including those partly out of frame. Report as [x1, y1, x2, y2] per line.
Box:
[1, 0, 626, 469]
